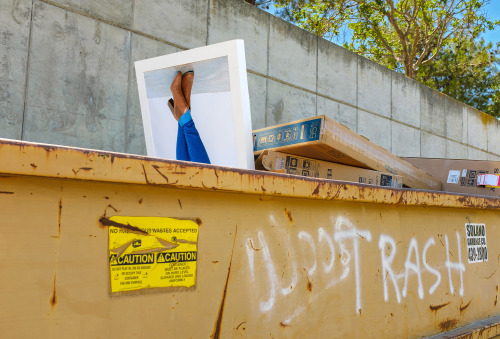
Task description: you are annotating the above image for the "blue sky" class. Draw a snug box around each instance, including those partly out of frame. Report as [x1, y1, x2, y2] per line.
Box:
[483, 1, 500, 47]
[265, 2, 500, 47]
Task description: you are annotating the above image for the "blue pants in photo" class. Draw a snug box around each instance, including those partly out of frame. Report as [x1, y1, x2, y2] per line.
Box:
[176, 110, 211, 164]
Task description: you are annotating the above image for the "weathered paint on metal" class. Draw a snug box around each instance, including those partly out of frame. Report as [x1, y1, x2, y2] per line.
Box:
[0, 139, 500, 338]
[427, 314, 500, 338]
[1, 138, 500, 210]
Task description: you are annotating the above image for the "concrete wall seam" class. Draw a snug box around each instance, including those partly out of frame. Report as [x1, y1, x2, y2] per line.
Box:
[39, 0, 189, 50]
[20, 0, 36, 140]
[1, 0, 499, 161]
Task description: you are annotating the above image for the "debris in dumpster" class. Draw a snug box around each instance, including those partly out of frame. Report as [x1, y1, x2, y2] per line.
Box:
[404, 158, 500, 196]
[253, 115, 441, 190]
[477, 174, 500, 187]
[256, 150, 402, 188]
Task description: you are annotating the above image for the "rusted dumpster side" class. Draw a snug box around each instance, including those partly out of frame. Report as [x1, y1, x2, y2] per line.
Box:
[0, 139, 499, 338]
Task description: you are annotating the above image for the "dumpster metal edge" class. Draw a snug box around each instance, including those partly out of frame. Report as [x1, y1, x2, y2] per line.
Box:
[1, 138, 499, 210]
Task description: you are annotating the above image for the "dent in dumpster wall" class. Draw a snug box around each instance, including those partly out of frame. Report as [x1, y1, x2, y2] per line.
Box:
[245, 215, 467, 325]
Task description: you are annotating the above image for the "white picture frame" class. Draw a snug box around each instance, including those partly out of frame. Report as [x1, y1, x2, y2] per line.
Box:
[134, 40, 254, 170]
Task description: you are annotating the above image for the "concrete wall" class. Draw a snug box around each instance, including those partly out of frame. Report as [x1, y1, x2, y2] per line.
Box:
[1, 0, 499, 160]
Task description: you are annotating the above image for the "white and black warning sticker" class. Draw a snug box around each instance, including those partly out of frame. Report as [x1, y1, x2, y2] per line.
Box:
[465, 223, 488, 263]
[447, 170, 461, 184]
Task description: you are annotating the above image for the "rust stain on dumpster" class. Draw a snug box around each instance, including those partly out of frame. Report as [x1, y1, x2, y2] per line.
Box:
[103, 204, 119, 216]
[284, 208, 293, 223]
[306, 280, 312, 292]
[152, 165, 169, 183]
[460, 300, 472, 313]
[303, 269, 313, 293]
[141, 164, 150, 184]
[248, 239, 262, 251]
[312, 183, 320, 196]
[235, 321, 246, 330]
[439, 319, 459, 331]
[98, 216, 149, 236]
[430, 302, 451, 311]
[211, 226, 237, 339]
[49, 274, 57, 309]
[72, 167, 93, 175]
[57, 197, 62, 238]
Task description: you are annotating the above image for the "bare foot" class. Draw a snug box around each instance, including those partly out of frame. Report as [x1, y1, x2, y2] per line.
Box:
[181, 71, 194, 108]
[170, 71, 189, 121]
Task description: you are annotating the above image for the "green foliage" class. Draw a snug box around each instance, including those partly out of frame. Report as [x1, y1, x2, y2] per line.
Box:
[417, 36, 500, 118]
[262, 0, 500, 116]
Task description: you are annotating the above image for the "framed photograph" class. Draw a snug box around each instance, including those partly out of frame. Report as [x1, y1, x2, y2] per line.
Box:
[135, 40, 254, 170]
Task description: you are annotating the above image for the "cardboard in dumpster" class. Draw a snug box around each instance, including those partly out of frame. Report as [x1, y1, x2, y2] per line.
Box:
[108, 216, 199, 293]
[256, 150, 403, 188]
[253, 115, 441, 190]
[403, 157, 500, 196]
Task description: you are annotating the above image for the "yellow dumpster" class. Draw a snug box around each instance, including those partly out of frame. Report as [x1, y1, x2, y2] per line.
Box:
[0, 139, 499, 338]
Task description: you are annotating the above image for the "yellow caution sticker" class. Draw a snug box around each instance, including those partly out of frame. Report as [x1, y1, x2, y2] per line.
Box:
[108, 216, 199, 293]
